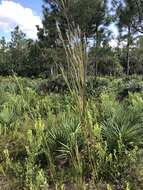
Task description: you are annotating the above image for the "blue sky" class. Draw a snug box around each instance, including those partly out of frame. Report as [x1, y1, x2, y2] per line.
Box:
[0, 0, 43, 39]
[12, 0, 43, 16]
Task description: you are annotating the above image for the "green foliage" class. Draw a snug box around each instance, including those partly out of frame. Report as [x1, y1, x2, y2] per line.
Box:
[0, 1, 143, 77]
[0, 1, 143, 189]
[100, 93, 143, 150]
[0, 76, 143, 189]
[35, 75, 68, 94]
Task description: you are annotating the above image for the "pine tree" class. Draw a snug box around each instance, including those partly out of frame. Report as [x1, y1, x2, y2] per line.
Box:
[115, 0, 137, 75]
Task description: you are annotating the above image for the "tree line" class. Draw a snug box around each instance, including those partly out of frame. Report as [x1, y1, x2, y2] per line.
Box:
[0, 0, 143, 78]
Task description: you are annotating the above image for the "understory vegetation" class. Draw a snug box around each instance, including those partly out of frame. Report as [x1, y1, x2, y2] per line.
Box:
[0, 75, 143, 190]
[0, 0, 143, 189]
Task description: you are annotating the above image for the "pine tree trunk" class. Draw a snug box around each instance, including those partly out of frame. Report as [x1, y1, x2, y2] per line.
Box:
[94, 26, 100, 79]
[94, 60, 98, 78]
[126, 26, 131, 75]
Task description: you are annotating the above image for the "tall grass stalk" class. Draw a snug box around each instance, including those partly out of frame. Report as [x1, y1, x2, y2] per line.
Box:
[56, 3, 99, 186]
[13, 74, 35, 120]
[57, 22, 88, 130]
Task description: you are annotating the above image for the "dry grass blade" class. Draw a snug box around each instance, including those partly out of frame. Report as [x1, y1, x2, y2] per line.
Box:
[57, 24, 88, 121]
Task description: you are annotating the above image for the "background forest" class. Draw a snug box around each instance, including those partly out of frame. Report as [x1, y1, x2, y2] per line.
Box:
[0, 0, 143, 78]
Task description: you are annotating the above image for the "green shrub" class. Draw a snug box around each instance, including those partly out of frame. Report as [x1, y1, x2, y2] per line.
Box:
[0, 76, 143, 189]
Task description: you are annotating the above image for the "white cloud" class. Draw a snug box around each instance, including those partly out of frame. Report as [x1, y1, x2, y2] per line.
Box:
[0, 0, 42, 39]
[109, 39, 118, 48]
